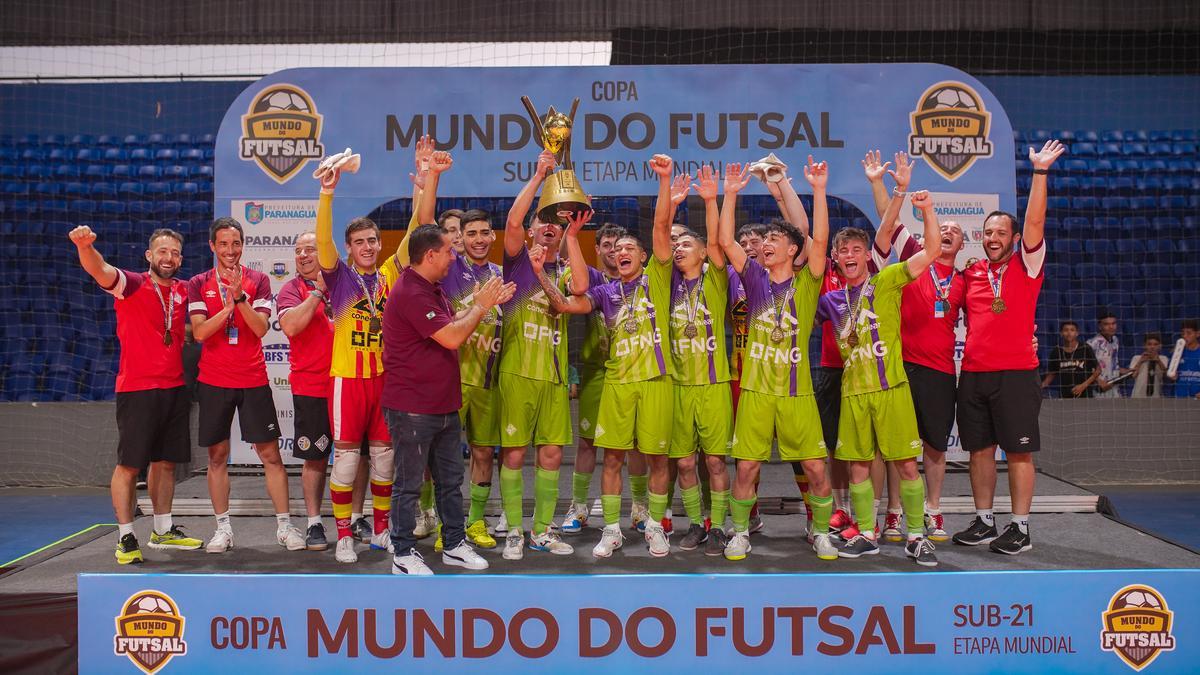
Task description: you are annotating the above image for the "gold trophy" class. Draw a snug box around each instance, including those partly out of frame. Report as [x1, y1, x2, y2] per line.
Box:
[521, 95, 591, 224]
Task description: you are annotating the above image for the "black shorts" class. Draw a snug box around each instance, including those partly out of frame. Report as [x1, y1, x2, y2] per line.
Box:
[197, 382, 281, 447]
[814, 366, 842, 454]
[115, 386, 192, 469]
[292, 394, 333, 461]
[956, 369, 1041, 454]
[904, 361, 957, 452]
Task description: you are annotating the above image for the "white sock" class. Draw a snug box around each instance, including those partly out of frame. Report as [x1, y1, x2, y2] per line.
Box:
[215, 511, 231, 532]
[308, 516, 321, 528]
[351, 511, 363, 524]
[275, 513, 291, 530]
[888, 507, 903, 515]
[153, 512, 172, 534]
[833, 488, 848, 510]
[977, 509, 995, 527]
[119, 522, 135, 537]
[926, 504, 941, 516]
[1012, 513, 1029, 534]
[873, 498, 881, 513]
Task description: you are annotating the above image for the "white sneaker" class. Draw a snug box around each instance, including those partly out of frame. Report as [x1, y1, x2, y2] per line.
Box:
[392, 550, 434, 575]
[442, 541, 489, 570]
[813, 533, 838, 561]
[370, 530, 393, 553]
[502, 528, 524, 560]
[205, 528, 233, 554]
[561, 502, 588, 534]
[276, 524, 305, 551]
[335, 535, 358, 563]
[724, 530, 751, 561]
[592, 525, 625, 558]
[530, 528, 574, 555]
[645, 521, 670, 557]
[492, 511, 510, 536]
[630, 501, 649, 532]
[413, 508, 437, 539]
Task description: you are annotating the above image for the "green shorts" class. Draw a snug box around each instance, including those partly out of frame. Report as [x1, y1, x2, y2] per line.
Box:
[577, 367, 605, 440]
[731, 389, 826, 462]
[834, 384, 922, 463]
[460, 383, 501, 448]
[670, 383, 732, 458]
[498, 372, 572, 448]
[594, 375, 673, 454]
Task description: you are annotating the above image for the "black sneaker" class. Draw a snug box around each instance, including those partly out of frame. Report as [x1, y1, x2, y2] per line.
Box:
[306, 523, 329, 551]
[952, 517, 999, 546]
[351, 516, 372, 543]
[115, 533, 144, 565]
[989, 523, 1032, 555]
[704, 527, 728, 556]
[905, 537, 939, 567]
[678, 523, 708, 551]
[837, 534, 880, 558]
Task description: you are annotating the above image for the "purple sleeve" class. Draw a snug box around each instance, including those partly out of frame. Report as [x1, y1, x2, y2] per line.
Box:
[815, 293, 830, 323]
[588, 265, 606, 288]
[738, 258, 767, 307]
[585, 282, 609, 316]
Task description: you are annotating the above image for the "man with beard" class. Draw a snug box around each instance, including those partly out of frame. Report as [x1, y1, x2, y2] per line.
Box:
[953, 139, 1065, 555]
[71, 226, 203, 563]
[189, 218, 302, 553]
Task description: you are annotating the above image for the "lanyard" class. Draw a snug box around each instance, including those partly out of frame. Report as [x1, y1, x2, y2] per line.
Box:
[928, 264, 956, 302]
[151, 278, 174, 345]
[985, 262, 1008, 301]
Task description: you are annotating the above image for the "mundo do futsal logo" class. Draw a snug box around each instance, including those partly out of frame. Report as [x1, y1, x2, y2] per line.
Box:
[907, 81, 993, 181]
[1100, 584, 1176, 671]
[113, 590, 188, 673]
[240, 84, 325, 184]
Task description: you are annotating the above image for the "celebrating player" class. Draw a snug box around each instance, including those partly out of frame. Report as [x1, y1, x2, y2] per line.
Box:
[719, 157, 836, 562]
[276, 232, 336, 550]
[71, 226, 203, 563]
[188, 218, 302, 553]
[953, 139, 1065, 555]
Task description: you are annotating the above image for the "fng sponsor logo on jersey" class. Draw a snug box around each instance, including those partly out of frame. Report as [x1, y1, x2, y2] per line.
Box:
[749, 342, 804, 364]
[467, 331, 502, 353]
[113, 590, 188, 674]
[239, 84, 324, 184]
[522, 321, 561, 345]
[908, 81, 994, 181]
[1100, 585, 1176, 671]
[613, 328, 662, 357]
[674, 334, 720, 354]
[263, 343, 290, 364]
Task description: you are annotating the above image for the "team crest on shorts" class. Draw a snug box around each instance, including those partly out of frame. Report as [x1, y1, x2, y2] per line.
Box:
[113, 590, 188, 673]
[1100, 585, 1176, 671]
[297, 436, 311, 451]
[239, 84, 325, 184]
[907, 81, 994, 181]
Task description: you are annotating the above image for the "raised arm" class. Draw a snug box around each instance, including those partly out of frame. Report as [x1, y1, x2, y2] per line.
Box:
[504, 151, 557, 258]
[904, 191, 941, 277]
[395, 135, 436, 268]
[861, 149, 892, 218]
[564, 208, 593, 296]
[873, 152, 912, 254]
[431, 276, 516, 350]
[315, 168, 341, 271]
[530, 243, 592, 315]
[416, 150, 451, 226]
[717, 162, 753, 274]
[1021, 139, 1066, 252]
[68, 225, 119, 289]
[692, 165, 723, 267]
[803, 156, 829, 276]
[649, 154, 678, 263]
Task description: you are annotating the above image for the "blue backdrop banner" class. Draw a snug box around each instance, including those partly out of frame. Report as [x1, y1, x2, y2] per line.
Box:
[81, 569, 1195, 674]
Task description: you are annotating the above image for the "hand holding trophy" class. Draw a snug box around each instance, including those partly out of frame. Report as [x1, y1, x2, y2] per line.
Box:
[521, 95, 592, 224]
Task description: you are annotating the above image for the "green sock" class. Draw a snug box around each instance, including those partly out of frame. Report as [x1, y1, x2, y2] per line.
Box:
[499, 467, 523, 532]
[681, 485, 703, 524]
[850, 479, 876, 535]
[629, 473, 648, 505]
[730, 495, 756, 532]
[900, 478, 926, 536]
[648, 491, 668, 522]
[571, 471, 592, 505]
[419, 479, 434, 511]
[468, 482, 490, 524]
[533, 467, 559, 533]
[602, 494, 622, 526]
[809, 493, 833, 535]
[710, 489, 730, 529]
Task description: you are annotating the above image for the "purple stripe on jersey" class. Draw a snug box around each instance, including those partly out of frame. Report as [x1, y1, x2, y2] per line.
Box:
[868, 294, 889, 389]
[788, 295, 799, 396]
[705, 308, 717, 384]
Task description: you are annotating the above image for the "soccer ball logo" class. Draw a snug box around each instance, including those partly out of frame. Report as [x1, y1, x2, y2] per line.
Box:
[131, 594, 174, 615]
[1114, 589, 1163, 610]
[257, 90, 311, 113]
[922, 86, 982, 111]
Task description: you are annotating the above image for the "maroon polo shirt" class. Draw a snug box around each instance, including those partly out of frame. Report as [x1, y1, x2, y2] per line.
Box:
[382, 266, 460, 414]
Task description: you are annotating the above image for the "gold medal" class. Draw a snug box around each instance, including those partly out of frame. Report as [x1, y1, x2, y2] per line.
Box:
[624, 319, 638, 334]
[369, 316, 383, 333]
[684, 323, 698, 339]
[770, 327, 784, 343]
[163, 332, 172, 346]
[848, 332, 859, 348]
[991, 297, 1006, 314]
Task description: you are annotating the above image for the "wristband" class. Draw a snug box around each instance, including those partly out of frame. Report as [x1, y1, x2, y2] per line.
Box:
[1032, 168, 1049, 175]
[310, 290, 325, 300]
[892, 187, 907, 197]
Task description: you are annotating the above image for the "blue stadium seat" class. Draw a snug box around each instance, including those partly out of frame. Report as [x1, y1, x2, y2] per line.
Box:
[1149, 130, 1173, 142]
[172, 181, 199, 197]
[1099, 143, 1122, 157]
[110, 164, 133, 180]
[156, 201, 183, 218]
[197, 134, 216, 145]
[155, 148, 179, 163]
[34, 181, 60, 198]
[1052, 239, 1081, 254]
[24, 165, 50, 181]
[190, 165, 213, 179]
[40, 200, 68, 218]
[118, 181, 144, 197]
[1090, 159, 1114, 174]
[146, 133, 170, 147]
[1163, 176, 1192, 193]
[1071, 196, 1098, 212]
[1145, 238, 1176, 254]
[1028, 130, 1051, 143]
[1101, 196, 1129, 211]
[162, 165, 188, 180]
[1160, 196, 1188, 212]
[1071, 142, 1097, 157]
[1121, 216, 1149, 236]
[83, 164, 110, 181]
[1135, 176, 1162, 193]
[1108, 176, 1135, 194]
[1074, 130, 1099, 143]
[102, 147, 128, 163]
[1061, 216, 1090, 236]
[1065, 289, 1097, 307]
[90, 182, 117, 199]
[1114, 240, 1145, 256]
[1100, 130, 1124, 143]
[1073, 263, 1105, 280]
[1151, 216, 1182, 236]
[1124, 130, 1150, 142]
[183, 201, 211, 218]
[1014, 158, 1032, 173]
[129, 148, 152, 162]
[1047, 196, 1070, 212]
[1053, 176, 1079, 193]
[1128, 196, 1157, 211]
[1142, 159, 1168, 174]
[2, 181, 29, 195]
[128, 201, 155, 217]
[180, 148, 204, 163]
[68, 133, 95, 147]
[121, 135, 145, 147]
[98, 200, 126, 217]
[64, 182, 87, 197]
[1113, 159, 1140, 173]
[1171, 130, 1197, 141]
[1085, 240, 1113, 255]
[1122, 142, 1148, 157]
[1062, 159, 1089, 173]
[137, 165, 163, 179]
[75, 148, 102, 163]
[55, 165, 81, 180]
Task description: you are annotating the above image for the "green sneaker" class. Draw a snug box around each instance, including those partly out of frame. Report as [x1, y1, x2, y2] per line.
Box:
[115, 533, 144, 565]
[148, 525, 203, 551]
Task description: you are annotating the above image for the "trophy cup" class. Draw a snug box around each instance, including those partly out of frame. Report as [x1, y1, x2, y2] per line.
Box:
[521, 95, 591, 224]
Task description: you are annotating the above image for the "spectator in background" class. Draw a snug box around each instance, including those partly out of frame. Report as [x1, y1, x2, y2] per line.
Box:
[1168, 319, 1200, 398]
[1088, 312, 1124, 398]
[1128, 333, 1169, 398]
[1042, 321, 1100, 398]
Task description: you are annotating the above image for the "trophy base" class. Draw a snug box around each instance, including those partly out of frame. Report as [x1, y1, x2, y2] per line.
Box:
[536, 169, 592, 225]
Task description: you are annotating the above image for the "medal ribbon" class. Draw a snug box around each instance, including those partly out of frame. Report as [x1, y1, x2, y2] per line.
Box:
[770, 281, 795, 338]
[151, 278, 174, 341]
[352, 268, 382, 323]
[839, 276, 874, 341]
[619, 276, 645, 327]
[928, 264, 956, 303]
[985, 262, 1009, 304]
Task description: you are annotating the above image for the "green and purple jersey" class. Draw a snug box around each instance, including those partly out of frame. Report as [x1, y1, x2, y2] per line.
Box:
[669, 263, 731, 385]
[442, 255, 503, 389]
[816, 262, 915, 396]
[500, 247, 570, 385]
[736, 259, 822, 397]
[586, 256, 674, 384]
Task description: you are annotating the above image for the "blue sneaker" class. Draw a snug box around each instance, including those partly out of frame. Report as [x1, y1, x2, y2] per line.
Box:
[561, 502, 588, 534]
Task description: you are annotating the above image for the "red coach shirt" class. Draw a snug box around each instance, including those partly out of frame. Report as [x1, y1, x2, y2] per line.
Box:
[276, 275, 333, 398]
[382, 267, 460, 414]
[887, 225, 965, 375]
[104, 269, 187, 393]
[187, 266, 273, 388]
[961, 240, 1045, 372]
